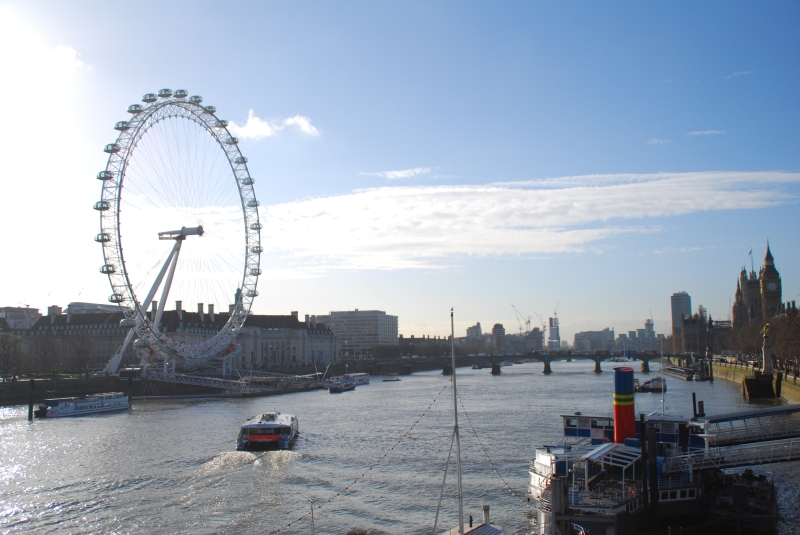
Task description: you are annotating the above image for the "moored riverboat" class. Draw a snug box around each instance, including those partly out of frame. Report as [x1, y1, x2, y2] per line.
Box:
[528, 367, 782, 535]
[34, 392, 130, 418]
[348, 372, 370, 385]
[634, 376, 666, 393]
[328, 378, 356, 393]
[324, 373, 368, 389]
[236, 412, 298, 450]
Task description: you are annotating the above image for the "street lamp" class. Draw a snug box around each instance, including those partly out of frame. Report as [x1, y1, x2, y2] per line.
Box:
[301, 493, 315, 535]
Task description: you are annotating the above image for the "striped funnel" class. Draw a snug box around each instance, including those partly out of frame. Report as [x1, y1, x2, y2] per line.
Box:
[613, 367, 635, 443]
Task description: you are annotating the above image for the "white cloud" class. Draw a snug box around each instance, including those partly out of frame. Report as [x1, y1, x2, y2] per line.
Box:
[283, 115, 319, 136]
[258, 171, 800, 277]
[647, 138, 671, 145]
[726, 71, 755, 79]
[360, 167, 432, 180]
[228, 110, 319, 140]
[0, 7, 100, 309]
[687, 130, 726, 136]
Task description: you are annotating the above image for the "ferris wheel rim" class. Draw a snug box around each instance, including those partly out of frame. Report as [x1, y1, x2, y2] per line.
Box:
[96, 91, 261, 361]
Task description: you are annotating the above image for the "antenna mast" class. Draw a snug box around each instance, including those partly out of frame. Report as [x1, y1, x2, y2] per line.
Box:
[451, 308, 464, 534]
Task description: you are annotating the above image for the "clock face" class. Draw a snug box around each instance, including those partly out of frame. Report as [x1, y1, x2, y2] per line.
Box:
[767, 282, 777, 292]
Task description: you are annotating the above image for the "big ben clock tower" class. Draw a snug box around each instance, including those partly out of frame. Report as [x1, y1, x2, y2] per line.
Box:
[760, 242, 782, 319]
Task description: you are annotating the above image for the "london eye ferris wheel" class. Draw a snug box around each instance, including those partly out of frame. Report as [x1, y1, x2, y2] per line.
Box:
[94, 88, 261, 372]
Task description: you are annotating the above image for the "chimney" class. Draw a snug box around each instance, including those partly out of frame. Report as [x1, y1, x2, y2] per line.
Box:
[229, 304, 235, 314]
[482, 504, 490, 525]
[150, 301, 157, 321]
[176, 300, 183, 321]
[305, 314, 310, 323]
[198, 303, 204, 322]
[291, 311, 298, 321]
[208, 304, 215, 322]
[312, 315, 317, 327]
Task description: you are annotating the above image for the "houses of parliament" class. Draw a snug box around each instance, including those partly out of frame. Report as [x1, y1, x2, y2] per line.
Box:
[732, 243, 788, 328]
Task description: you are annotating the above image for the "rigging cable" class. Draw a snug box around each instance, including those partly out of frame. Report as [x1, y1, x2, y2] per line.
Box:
[457, 392, 534, 509]
[267, 380, 452, 534]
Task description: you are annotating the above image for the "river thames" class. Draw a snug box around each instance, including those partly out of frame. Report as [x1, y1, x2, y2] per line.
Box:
[2, 361, 799, 534]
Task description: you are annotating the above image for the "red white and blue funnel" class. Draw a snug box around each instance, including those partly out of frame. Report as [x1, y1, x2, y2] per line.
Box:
[613, 367, 635, 443]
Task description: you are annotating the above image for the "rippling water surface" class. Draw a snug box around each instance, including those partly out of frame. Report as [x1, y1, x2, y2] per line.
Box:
[2, 362, 799, 534]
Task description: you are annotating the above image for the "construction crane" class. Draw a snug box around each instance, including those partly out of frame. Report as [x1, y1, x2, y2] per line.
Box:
[534, 312, 547, 337]
[511, 304, 532, 336]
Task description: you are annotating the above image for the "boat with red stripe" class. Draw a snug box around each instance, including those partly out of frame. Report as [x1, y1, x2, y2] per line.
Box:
[236, 412, 298, 450]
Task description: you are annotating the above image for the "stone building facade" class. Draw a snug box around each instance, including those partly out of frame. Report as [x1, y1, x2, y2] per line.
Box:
[14, 303, 337, 372]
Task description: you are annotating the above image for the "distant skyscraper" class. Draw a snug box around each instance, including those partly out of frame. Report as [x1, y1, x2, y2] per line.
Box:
[670, 292, 691, 332]
[548, 316, 561, 350]
[671, 291, 691, 353]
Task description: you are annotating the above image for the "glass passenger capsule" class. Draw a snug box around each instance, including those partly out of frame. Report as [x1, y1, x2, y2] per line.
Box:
[203, 105, 216, 114]
[246, 200, 260, 207]
[114, 121, 130, 131]
[109, 294, 125, 304]
[250, 245, 264, 253]
[142, 93, 157, 103]
[234, 156, 248, 164]
[133, 338, 150, 348]
[104, 143, 120, 153]
[120, 317, 137, 327]
[245, 290, 259, 298]
[157, 88, 173, 98]
[214, 119, 229, 128]
[99, 264, 116, 274]
[188, 95, 203, 104]
[173, 89, 188, 98]
[250, 268, 262, 276]
[127, 104, 144, 114]
[93, 200, 110, 211]
[240, 177, 254, 185]
[97, 170, 114, 180]
[225, 136, 239, 144]
[95, 232, 111, 243]
[249, 222, 263, 230]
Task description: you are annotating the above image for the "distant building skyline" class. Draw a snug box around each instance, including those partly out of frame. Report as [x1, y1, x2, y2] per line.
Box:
[316, 309, 398, 360]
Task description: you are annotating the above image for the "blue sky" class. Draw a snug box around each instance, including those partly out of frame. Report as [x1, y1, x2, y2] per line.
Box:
[0, 1, 798, 342]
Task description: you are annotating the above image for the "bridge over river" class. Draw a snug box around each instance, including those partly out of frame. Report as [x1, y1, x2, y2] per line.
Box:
[522, 353, 663, 374]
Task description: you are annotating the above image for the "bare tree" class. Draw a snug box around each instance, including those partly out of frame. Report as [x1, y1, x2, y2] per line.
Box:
[69, 329, 96, 377]
[0, 334, 21, 381]
[33, 333, 59, 377]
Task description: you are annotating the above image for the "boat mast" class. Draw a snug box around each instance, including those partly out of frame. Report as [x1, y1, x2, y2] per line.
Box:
[660, 337, 665, 414]
[451, 308, 464, 534]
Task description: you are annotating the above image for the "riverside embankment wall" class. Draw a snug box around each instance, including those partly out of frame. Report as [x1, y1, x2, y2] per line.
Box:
[712, 362, 800, 403]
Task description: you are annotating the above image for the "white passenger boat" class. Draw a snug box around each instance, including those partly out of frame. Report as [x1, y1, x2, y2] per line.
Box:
[348, 372, 370, 385]
[324, 372, 369, 389]
[236, 412, 298, 450]
[34, 392, 130, 418]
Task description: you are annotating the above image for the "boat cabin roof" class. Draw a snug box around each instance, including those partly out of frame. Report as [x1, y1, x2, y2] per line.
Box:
[560, 412, 612, 420]
[241, 412, 294, 427]
[581, 442, 641, 469]
[644, 411, 692, 424]
[691, 403, 800, 425]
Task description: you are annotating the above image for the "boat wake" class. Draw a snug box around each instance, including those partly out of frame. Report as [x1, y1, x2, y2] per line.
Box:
[202, 450, 302, 474]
